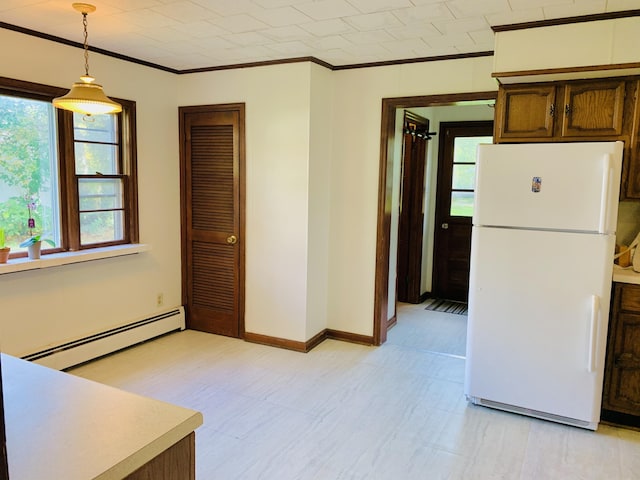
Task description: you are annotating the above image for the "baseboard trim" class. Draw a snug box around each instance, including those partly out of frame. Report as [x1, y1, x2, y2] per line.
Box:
[386, 314, 397, 330]
[325, 329, 375, 346]
[244, 332, 308, 352]
[244, 328, 375, 353]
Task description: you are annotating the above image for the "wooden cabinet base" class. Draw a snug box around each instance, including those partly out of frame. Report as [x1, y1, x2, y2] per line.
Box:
[601, 410, 640, 431]
[125, 433, 195, 480]
[603, 283, 640, 427]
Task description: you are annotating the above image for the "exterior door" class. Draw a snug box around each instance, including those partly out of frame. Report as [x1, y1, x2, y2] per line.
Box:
[179, 104, 245, 337]
[397, 112, 429, 304]
[433, 121, 493, 302]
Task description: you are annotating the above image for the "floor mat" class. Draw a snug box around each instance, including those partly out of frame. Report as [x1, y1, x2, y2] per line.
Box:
[424, 298, 468, 315]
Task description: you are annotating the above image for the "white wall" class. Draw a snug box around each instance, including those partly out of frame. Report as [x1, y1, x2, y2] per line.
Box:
[327, 57, 496, 336]
[306, 64, 333, 339]
[1, 26, 496, 351]
[177, 63, 314, 342]
[494, 17, 640, 76]
[178, 56, 496, 341]
[0, 29, 180, 357]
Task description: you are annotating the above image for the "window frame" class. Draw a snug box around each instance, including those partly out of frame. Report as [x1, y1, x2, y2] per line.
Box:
[0, 76, 138, 258]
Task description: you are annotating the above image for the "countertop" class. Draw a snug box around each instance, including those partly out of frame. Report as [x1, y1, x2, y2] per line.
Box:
[613, 265, 640, 285]
[2, 354, 203, 480]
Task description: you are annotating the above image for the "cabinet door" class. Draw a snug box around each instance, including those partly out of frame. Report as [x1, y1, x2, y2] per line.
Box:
[561, 80, 625, 137]
[603, 284, 640, 416]
[495, 85, 556, 140]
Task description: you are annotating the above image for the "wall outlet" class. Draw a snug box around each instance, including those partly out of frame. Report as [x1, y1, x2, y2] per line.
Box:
[156, 293, 164, 307]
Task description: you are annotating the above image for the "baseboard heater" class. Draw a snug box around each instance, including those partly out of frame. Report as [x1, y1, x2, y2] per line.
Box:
[22, 307, 186, 371]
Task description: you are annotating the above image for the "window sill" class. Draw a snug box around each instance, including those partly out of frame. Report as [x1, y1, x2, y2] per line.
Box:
[0, 244, 149, 275]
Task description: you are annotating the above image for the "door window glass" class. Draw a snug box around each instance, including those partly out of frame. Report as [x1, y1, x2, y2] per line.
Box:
[450, 136, 492, 216]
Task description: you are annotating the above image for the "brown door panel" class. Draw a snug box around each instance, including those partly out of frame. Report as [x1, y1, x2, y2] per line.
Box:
[433, 121, 493, 302]
[180, 104, 245, 338]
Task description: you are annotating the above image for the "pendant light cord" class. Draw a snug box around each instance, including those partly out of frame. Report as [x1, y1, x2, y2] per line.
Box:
[82, 12, 90, 76]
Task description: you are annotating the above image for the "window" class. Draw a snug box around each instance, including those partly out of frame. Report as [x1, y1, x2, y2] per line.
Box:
[0, 77, 138, 257]
[450, 136, 492, 217]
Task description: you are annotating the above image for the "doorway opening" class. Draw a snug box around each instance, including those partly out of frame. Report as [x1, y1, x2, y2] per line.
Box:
[373, 92, 497, 346]
[432, 121, 493, 302]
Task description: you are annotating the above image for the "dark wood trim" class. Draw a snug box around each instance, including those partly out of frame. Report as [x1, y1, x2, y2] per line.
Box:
[325, 329, 375, 346]
[244, 328, 374, 352]
[1, 21, 490, 74]
[305, 329, 328, 351]
[244, 332, 310, 353]
[383, 91, 499, 109]
[374, 91, 497, 346]
[492, 9, 640, 32]
[493, 62, 640, 80]
[178, 56, 334, 74]
[0, 21, 179, 74]
[0, 76, 66, 98]
[332, 51, 494, 71]
[386, 315, 397, 331]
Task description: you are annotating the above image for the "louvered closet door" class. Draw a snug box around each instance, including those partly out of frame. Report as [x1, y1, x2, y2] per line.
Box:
[182, 106, 244, 337]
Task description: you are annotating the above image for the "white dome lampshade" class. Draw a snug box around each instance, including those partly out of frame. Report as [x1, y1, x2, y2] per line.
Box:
[52, 3, 121, 116]
[53, 74, 122, 115]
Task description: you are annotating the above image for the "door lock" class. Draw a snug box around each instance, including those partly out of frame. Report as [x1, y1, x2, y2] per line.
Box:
[441, 223, 449, 229]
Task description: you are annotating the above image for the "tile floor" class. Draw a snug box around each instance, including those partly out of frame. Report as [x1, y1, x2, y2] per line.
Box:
[70, 302, 640, 479]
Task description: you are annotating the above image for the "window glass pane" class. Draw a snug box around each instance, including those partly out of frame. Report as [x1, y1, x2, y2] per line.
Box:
[452, 164, 476, 190]
[80, 211, 124, 244]
[453, 136, 492, 163]
[74, 143, 118, 175]
[450, 191, 474, 217]
[73, 113, 116, 143]
[0, 94, 60, 251]
[78, 178, 123, 211]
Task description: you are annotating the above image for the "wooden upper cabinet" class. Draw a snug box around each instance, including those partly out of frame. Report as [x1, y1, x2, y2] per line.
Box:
[561, 80, 625, 137]
[494, 77, 640, 199]
[495, 78, 628, 142]
[495, 84, 556, 139]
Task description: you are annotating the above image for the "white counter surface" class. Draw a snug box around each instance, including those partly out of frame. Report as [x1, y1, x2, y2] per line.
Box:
[2, 354, 203, 480]
[613, 265, 640, 285]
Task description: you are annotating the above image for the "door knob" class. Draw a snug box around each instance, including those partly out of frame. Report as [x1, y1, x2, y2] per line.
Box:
[226, 235, 237, 245]
[441, 223, 449, 229]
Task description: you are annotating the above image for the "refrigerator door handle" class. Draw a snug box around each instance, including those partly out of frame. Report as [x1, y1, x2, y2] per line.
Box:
[598, 154, 612, 234]
[588, 295, 600, 373]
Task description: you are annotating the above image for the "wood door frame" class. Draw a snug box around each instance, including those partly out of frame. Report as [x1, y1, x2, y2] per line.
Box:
[179, 103, 246, 337]
[373, 92, 496, 345]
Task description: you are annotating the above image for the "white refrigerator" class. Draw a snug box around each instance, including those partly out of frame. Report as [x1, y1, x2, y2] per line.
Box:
[464, 141, 623, 430]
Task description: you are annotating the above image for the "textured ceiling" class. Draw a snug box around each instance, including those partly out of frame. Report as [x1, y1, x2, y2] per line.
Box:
[1, 0, 639, 72]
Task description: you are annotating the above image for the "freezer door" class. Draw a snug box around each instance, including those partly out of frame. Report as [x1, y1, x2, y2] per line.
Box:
[464, 227, 615, 426]
[474, 142, 622, 233]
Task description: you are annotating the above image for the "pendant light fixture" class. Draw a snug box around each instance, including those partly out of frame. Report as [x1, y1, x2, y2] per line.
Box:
[53, 3, 122, 115]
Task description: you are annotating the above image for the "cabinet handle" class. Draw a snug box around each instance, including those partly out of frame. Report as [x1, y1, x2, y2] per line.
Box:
[565, 104, 571, 116]
[549, 104, 555, 117]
